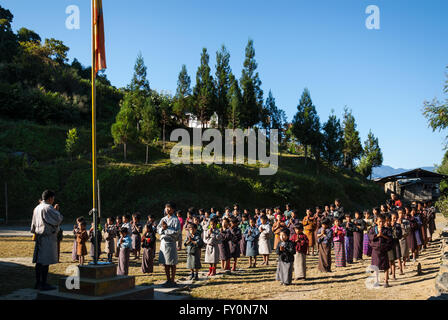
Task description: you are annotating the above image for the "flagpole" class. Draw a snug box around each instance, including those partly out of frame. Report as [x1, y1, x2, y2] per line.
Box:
[91, 0, 99, 265]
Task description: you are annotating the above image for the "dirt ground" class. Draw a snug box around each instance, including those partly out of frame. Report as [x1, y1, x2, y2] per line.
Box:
[0, 213, 445, 300]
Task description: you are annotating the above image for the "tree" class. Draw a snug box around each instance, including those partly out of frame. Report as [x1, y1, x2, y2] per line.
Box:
[240, 39, 263, 128]
[173, 64, 192, 126]
[65, 128, 79, 161]
[0, 6, 17, 63]
[152, 91, 173, 151]
[44, 38, 69, 64]
[193, 48, 215, 128]
[357, 130, 383, 178]
[263, 90, 286, 139]
[322, 111, 344, 166]
[17, 27, 41, 43]
[342, 107, 363, 170]
[291, 88, 321, 164]
[215, 45, 232, 131]
[139, 101, 160, 164]
[111, 100, 137, 161]
[227, 74, 242, 129]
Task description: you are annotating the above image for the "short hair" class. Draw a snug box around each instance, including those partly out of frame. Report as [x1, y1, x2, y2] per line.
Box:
[121, 227, 128, 234]
[107, 216, 115, 221]
[124, 214, 131, 220]
[165, 202, 176, 209]
[294, 223, 304, 230]
[80, 221, 87, 227]
[321, 218, 331, 226]
[335, 198, 341, 203]
[42, 190, 55, 201]
[242, 214, 249, 220]
[76, 216, 85, 223]
[132, 212, 141, 219]
[147, 214, 155, 220]
[280, 228, 290, 237]
[260, 215, 268, 221]
[230, 217, 239, 224]
[345, 212, 352, 218]
[189, 222, 197, 229]
[116, 216, 122, 220]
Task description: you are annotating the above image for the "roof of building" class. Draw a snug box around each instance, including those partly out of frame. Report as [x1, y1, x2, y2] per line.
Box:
[373, 168, 448, 184]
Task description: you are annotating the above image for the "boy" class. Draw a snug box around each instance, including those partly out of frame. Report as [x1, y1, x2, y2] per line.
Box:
[103, 217, 117, 263]
[184, 223, 203, 281]
[275, 228, 296, 286]
[244, 217, 260, 268]
[114, 216, 123, 258]
[353, 211, 366, 261]
[204, 218, 222, 276]
[317, 218, 333, 273]
[76, 221, 88, 265]
[229, 217, 242, 271]
[218, 218, 232, 272]
[258, 215, 272, 265]
[344, 213, 355, 264]
[131, 213, 143, 260]
[117, 227, 132, 276]
[290, 223, 308, 280]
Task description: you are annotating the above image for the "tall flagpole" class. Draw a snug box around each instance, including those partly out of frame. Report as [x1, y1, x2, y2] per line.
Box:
[91, 0, 99, 265]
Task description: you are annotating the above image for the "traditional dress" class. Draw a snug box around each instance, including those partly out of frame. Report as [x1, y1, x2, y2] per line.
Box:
[72, 225, 80, 261]
[218, 228, 232, 261]
[89, 226, 102, 258]
[353, 218, 366, 260]
[204, 228, 222, 264]
[275, 240, 296, 285]
[388, 223, 402, 261]
[427, 207, 437, 238]
[141, 224, 156, 273]
[332, 226, 346, 267]
[157, 215, 181, 266]
[368, 226, 393, 271]
[363, 218, 374, 257]
[414, 215, 423, 246]
[177, 216, 185, 249]
[76, 230, 88, 256]
[31, 202, 63, 266]
[103, 224, 117, 255]
[317, 227, 333, 272]
[114, 222, 122, 258]
[290, 232, 308, 279]
[344, 221, 355, 264]
[258, 223, 272, 255]
[239, 221, 249, 256]
[287, 218, 301, 237]
[229, 226, 242, 259]
[398, 218, 410, 260]
[302, 215, 316, 247]
[117, 235, 132, 275]
[131, 222, 143, 251]
[272, 220, 286, 250]
[407, 216, 419, 253]
[185, 230, 203, 270]
[244, 226, 260, 257]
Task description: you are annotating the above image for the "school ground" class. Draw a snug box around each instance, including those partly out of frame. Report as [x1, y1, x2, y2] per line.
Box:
[0, 213, 446, 300]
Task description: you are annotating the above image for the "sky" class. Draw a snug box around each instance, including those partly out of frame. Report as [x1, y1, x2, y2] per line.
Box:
[2, 0, 448, 169]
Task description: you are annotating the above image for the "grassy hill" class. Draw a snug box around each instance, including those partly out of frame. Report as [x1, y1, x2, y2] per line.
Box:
[0, 119, 386, 223]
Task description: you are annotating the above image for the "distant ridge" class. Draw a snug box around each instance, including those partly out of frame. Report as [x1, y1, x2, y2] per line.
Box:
[372, 165, 435, 179]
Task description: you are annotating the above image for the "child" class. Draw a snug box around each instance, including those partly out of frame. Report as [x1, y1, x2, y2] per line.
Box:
[368, 214, 393, 288]
[302, 209, 316, 255]
[117, 227, 132, 276]
[397, 208, 410, 266]
[218, 218, 232, 271]
[275, 229, 296, 286]
[76, 221, 88, 265]
[273, 213, 286, 250]
[89, 220, 103, 260]
[344, 213, 355, 264]
[353, 211, 366, 261]
[131, 213, 143, 260]
[239, 214, 250, 257]
[176, 210, 185, 250]
[72, 216, 85, 262]
[114, 216, 123, 258]
[141, 217, 157, 275]
[389, 212, 404, 278]
[244, 217, 260, 268]
[103, 217, 117, 263]
[204, 218, 222, 276]
[406, 207, 419, 262]
[317, 218, 333, 273]
[229, 217, 242, 271]
[184, 223, 203, 280]
[363, 210, 374, 257]
[121, 214, 132, 236]
[287, 210, 300, 236]
[332, 218, 346, 267]
[258, 215, 272, 266]
[290, 223, 309, 280]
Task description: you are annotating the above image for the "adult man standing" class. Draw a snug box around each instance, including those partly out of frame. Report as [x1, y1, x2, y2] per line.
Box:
[157, 202, 181, 287]
[31, 190, 63, 291]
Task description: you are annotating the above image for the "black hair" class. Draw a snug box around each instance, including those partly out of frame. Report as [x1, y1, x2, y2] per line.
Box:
[132, 212, 141, 219]
[76, 216, 85, 223]
[165, 202, 176, 209]
[124, 214, 131, 221]
[121, 227, 128, 234]
[294, 223, 304, 230]
[42, 190, 55, 201]
[147, 214, 155, 220]
[321, 218, 331, 226]
[280, 228, 290, 237]
[80, 221, 87, 227]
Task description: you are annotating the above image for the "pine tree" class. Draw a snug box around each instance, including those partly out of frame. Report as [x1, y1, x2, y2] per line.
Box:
[322, 111, 344, 166]
[139, 100, 160, 164]
[215, 45, 232, 131]
[193, 48, 216, 128]
[291, 88, 321, 164]
[342, 107, 363, 170]
[357, 130, 383, 178]
[240, 39, 263, 128]
[227, 74, 242, 129]
[65, 128, 79, 161]
[173, 64, 192, 126]
[264, 90, 286, 139]
[111, 100, 137, 161]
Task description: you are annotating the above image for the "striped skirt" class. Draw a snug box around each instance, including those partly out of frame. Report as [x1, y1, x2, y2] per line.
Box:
[334, 241, 346, 267]
[345, 236, 354, 263]
[363, 233, 372, 257]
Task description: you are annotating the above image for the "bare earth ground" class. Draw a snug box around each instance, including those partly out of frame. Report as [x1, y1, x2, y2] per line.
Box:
[0, 213, 446, 300]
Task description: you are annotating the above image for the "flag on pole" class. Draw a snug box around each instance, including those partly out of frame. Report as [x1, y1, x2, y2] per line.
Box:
[93, 0, 106, 74]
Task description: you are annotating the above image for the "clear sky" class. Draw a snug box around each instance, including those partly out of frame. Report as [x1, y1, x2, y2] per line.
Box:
[3, 0, 448, 169]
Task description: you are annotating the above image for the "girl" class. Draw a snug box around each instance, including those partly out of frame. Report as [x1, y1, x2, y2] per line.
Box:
[302, 209, 316, 255]
[353, 211, 366, 261]
[390, 212, 404, 278]
[131, 213, 143, 260]
[344, 213, 355, 264]
[290, 223, 309, 280]
[273, 213, 286, 250]
[368, 215, 393, 288]
[407, 207, 420, 262]
[239, 215, 250, 257]
[204, 218, 222, 276]
[114, 216, 123, 258]
[397, 208, 410, 267]
[287, 210, 300, 238]
[176, 210, 185, 250]
[332, 218, 346, 267]
[275, 229, 296, 286]
[317, 218, 333, 273]
[72, 216, 84, 262]
[76, 220, 88, 265]
[229, 217, 242, 271]
[103, 217, 117, 263]
[258, 215, 272, 265]
[184, 223, 203, 280]
[218, 218, 232, 271]
[141, 216, 157, 274]
[89, 220, 102, 260]
[244, 217, 260, 268]
[363, 210, 374, 257]
[117, 227, 132, 276]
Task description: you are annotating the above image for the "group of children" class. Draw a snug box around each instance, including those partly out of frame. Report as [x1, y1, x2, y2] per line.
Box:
[71, 196, 437, 288]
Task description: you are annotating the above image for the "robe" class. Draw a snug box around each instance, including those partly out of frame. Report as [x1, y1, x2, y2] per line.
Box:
[229, 227, 242, 258]
[131, 222, 143, 251]
[353, 218, 365, 260]
[117, 235, 132, 276]
[157, 215, 181, 266]
[290, 233, 308, 279]
[204, 229, 222, 264]
[258, 223, 272, 255]
[302, 216, 316, 247]
[141, 228, 156, 273]
[368, 226, 392, 271]
[103, 224, 117, 254]
[218, 229, 232, 261]
[185, 231, 203, 269]
[317, 227, 333, 272]
[275, 240, 296, 285]
[244, 226, 260, 257]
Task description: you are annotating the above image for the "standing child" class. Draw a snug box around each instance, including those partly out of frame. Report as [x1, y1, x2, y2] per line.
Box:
[218, 218, 232, 272]
[244, 217, 260, 268]
[343, 213, 355, 264]
[258, 215, 272, 266]
[369, 215, 393, 288]
[332, 218, 346, 267]
[117, 228, 132, 276]
[89, 220, 103, 260]
[273, 213, 286, 250]
[114, 216, 123, 258]
[290, 223, 309, 280]
[287, 210, 300, 238]
[353, 211, 366, 261]
[397, 208, 410, 267]
[103, 217, 117, 263]
[131, 213, 143, 260]
[76, 221, 88, 265]
[302, 209, 316, 255]
[176, 211, 185, 251]
[204, 218, 222, 276]
[317, 218, 333, 273]
[141, 216, 157, 275]
[390, 212, 404, 278]
[72, 216, 84, 262]
[184, 223, 203, 280]
[407, 207, 419, 262]
[239, 215, 249, 257]
[229, 217, 242, 271]
[275, 229, 296, 286]
[363, 210, 374, 257]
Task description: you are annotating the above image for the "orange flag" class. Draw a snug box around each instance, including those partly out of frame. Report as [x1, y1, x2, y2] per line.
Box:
[93, 0, 106, 74]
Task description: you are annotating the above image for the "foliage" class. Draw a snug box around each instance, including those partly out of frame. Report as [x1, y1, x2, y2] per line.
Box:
[342, 107, 363, 169]
[322, 111, 344, 166]
[65, 128, 80, 161]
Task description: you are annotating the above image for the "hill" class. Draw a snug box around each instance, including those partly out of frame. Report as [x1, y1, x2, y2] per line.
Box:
[372, 165, 436, 179]
[0, 119, 386, 222]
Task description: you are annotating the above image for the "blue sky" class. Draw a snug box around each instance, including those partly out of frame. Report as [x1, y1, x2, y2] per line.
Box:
[3, 0, 448, 169]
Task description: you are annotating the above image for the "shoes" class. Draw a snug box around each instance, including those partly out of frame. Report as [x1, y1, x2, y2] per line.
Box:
[194, 274, 199, 281]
